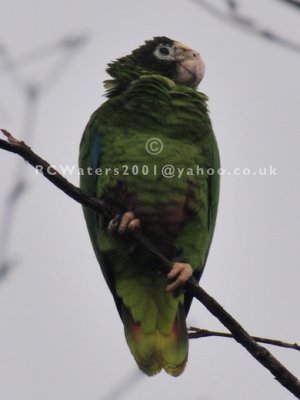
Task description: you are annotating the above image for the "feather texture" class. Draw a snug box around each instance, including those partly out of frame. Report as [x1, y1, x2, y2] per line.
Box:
[79, 37, 220, 376]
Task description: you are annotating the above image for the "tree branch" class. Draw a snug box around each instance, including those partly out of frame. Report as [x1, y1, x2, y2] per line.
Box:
[278, 0, 300, 10]
[1, 130, 299, 398]
[192, 0, 300, 54]
[0, 129, 112, 218]
[189, 327, 300, 351]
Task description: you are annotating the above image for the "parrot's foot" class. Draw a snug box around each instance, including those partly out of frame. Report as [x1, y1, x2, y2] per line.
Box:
[119, 211, 141, 233]
[166, 262, 193, 292]
[108, 211, 141, 234]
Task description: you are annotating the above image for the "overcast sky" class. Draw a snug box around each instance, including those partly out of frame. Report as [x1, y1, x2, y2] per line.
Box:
[0, 0, 299, 399]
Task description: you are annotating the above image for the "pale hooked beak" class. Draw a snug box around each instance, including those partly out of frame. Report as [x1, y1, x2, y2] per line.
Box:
[173, 41, 205, 88]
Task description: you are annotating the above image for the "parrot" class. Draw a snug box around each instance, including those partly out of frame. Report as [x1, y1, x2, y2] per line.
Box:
[79, 36, 220, 376]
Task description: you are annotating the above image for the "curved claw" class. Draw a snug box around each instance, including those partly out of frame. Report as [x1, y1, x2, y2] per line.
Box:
[166, 262, 193, 292]
[107, 214, 121, 233]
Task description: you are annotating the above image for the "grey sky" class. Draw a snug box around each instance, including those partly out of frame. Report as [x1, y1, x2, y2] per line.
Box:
[0, 0, 299, 399]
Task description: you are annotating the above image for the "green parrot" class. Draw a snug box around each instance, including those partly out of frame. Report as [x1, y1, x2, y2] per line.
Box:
[79, 37, 220, 376]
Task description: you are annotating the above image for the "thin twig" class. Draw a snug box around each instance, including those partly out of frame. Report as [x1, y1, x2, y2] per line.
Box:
[278, 0, 300, 10]
[0, 130, 299, 399]
[102, 369, 143, 400]
[0, 37, 89, 280]
[1, 36, 106, 383]
[188, 327, 300, 351]
[192, 0, 300, 54]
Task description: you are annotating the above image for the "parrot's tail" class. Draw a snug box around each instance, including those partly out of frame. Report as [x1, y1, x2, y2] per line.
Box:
[122, 304, 188, 377]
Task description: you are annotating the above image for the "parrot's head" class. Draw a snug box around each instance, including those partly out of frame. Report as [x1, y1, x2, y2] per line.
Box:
[105, 37, 205, 96]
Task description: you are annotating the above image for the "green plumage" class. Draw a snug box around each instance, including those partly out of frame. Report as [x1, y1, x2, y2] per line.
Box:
[79, 37, 220, 376]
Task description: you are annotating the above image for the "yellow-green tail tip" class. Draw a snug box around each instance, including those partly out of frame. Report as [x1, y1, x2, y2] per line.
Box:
[123, 305, 188, 377]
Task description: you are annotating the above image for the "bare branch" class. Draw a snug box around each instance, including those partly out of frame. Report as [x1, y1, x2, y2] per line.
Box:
[278, 0, 300, 10]
[0, 129, 110, 218]
[189, 327, 300, 351]
[0, 36, 89, 280]
[191, 0, 300, 54]
[0, 130, 300, 398]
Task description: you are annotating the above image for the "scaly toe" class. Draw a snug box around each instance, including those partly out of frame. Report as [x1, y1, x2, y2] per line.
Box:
[118, 211, 136, 233]
[166, 262, 193, 292]
[128, 218, 141, 230]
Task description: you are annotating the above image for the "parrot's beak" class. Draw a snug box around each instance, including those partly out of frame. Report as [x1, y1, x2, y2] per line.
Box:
[173, 41, 205, 88]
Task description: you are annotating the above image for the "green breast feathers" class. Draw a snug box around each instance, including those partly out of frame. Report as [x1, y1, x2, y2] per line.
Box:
[79, 36, 220, 376]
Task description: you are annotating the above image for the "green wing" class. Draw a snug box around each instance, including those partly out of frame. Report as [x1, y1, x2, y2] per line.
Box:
[79, 74, 220, 376]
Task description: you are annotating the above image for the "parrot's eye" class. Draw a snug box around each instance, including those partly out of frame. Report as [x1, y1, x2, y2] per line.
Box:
[159, 47, 170, 56]
[154, 44, 175, 60]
